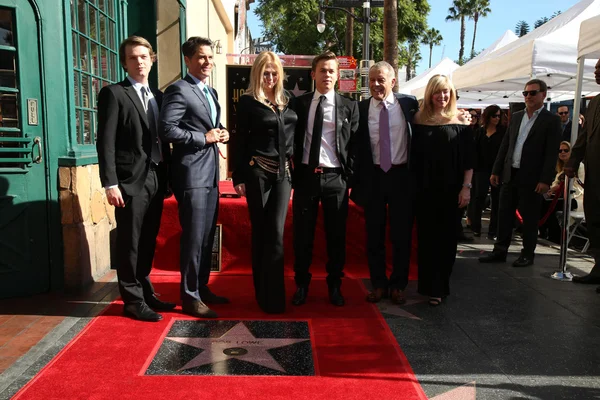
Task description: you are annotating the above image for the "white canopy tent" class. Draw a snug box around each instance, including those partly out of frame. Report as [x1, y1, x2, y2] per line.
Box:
[465, 30, 518, 64]
[397, 57, 460, 95]
[452, 0, 600, 104]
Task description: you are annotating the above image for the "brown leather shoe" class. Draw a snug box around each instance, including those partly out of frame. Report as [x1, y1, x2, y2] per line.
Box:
[366, 287, 388, 303]
[390, 289, 406, 305]
[182, 300, 218, 318]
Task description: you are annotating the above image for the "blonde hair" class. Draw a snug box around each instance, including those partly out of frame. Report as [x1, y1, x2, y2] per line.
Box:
[245, 51, 288, 108]
[420, 74, 458, 122]
[556, 140, 571, 173]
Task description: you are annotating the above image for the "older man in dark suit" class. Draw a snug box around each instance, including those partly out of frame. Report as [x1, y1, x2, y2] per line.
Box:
[480, 79, 561, 267]
[97, 36, 175, 322]
[290, 51, 359, 307]
[351, 61, 419, 304]
[566, 59, 600, 291]
[159, 37, 229, 318]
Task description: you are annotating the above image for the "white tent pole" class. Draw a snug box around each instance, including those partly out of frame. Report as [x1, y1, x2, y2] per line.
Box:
[552, 56, 586, 281]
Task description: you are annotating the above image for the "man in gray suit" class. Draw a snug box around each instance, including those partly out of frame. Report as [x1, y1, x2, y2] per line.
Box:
[566, 59, 600, 291]
[159, 37, 229, 318]
[479, 79, 561, 267]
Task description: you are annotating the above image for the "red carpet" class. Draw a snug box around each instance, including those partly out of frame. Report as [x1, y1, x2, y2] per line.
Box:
[153, 181, 418, 279]
[14, 275, 427, 400]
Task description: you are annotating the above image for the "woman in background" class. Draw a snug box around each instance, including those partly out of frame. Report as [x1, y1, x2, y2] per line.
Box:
[412, 75, 474, 306]
[231, 52, 297, 313]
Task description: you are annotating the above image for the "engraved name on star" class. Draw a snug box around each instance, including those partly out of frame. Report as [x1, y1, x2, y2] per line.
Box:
[166, 322, 308, 373]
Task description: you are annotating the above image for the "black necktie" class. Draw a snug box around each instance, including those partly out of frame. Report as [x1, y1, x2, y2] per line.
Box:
[142, 87, 161, 164]
[309, 95, 326, 169]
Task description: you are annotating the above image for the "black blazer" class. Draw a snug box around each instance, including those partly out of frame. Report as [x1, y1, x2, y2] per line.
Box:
[492, 108, 561, 187]
[159, 74, 224, 190]
[350, 93, 419, 207]
[96, 78, 168, 197]
[291, 91, 359, 180]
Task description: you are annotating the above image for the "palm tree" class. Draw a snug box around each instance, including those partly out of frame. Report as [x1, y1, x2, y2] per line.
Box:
[398, 41, 422, 82]
[446, 0, 472, 64]
[515, 20, 530, 37]
[468, 0, 491, 59]
[421, 28, 443, 68]
[384, 0, 399, 91]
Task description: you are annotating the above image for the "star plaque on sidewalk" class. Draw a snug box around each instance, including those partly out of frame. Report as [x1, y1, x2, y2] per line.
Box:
[146, 320, 314, 376]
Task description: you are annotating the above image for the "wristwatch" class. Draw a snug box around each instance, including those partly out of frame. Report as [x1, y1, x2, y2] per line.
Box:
[462, 183, 473, 189]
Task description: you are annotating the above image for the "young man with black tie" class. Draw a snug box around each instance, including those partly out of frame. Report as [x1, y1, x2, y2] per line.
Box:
[97, 36, 175, 322]
[291, 51, 359, 307]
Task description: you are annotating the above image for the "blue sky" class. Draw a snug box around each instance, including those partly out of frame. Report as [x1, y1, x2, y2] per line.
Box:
[246, 0, 581, 75]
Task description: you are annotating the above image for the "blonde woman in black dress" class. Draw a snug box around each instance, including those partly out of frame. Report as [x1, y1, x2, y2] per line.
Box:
[412, 75, 474, 306]
[231, 52, 298, 313]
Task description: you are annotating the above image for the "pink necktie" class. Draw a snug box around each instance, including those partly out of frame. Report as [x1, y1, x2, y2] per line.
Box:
[379, 102, 391, 172]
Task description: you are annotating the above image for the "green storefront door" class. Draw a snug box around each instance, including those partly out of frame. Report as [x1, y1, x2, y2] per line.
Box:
[0, 1, 50, 298]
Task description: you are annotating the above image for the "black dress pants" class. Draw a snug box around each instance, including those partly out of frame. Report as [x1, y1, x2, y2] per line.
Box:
[364, 166, 414, 291]
[416, 185, 459, 298]
[471, 170, 500, 236]
[293, 166, 348, 289]
[493, 171, 543, 258]
[114, 166, 166, 304]
[245, 165, 292, 314]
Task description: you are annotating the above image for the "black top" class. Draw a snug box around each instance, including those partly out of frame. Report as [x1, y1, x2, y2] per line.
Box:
[412, 124, 475, 190]
[231, 94, 298, 185]
[474, 126, 505, 172]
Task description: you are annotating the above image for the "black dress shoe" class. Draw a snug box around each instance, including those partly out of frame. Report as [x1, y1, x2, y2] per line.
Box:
[486, 233, 497, 240]
[457, 233, 474, 242]
[182, 300, 218, 318]
[473, 231, 481, 237]
[145, 295, 176, 311]
[572, 274, 600, 284]
[199, 288, 230, 304]
[123, 302, 162, 322]
[329, 287, 345, 307]
[479, 252, 506, 263]
[292, 287, 308, 306]
[512, 255, 534, 267]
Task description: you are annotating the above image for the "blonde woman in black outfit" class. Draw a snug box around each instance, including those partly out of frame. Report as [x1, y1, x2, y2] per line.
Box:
[412, 75, 474, 306]
[231, 52, 298, 313]
[471, 105, 505, 239]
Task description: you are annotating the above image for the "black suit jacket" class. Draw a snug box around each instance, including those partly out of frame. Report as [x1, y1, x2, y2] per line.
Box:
[159, 74, 224, 190]
[291, 91, 359, 180]
[350, 93, 419, 207]
[96, 78, 168, 197]
[561, 119, 583, 143]
[492, 108, 561, 187]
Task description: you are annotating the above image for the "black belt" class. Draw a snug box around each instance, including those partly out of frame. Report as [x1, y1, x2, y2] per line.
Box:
[305, 166, 343, 174]
[374, 163, 407, 170]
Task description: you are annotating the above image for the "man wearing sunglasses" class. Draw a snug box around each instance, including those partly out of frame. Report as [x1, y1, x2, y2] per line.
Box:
[479, 79, 561, 267]
[557, 105, 582, 143]
[566, 59, 600, 292]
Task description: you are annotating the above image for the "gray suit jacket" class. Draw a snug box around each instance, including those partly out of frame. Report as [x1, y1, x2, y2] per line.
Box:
[492, 108, 561, 188]
[159, 74, 224, 190]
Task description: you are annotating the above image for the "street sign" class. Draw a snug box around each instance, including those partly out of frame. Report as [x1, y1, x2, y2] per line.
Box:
[331, 0, 384, 7]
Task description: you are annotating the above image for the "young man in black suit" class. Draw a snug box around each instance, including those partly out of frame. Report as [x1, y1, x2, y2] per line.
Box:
[351, 61, 419, 305]
[159, 37, 230, 318]
[291, 51, 359, 306]
[96, 36, 175, 322]
[479, 79, 561, 267]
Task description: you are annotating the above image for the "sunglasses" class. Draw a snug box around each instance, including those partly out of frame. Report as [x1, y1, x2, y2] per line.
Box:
[522, 90, 541, 97]
[558, 149, 570, 153]
[491, 114, 501, 118]
[558, 111, 569, 115]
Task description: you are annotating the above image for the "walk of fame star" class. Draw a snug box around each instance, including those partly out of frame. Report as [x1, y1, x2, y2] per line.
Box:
[168, 323, 308, 372]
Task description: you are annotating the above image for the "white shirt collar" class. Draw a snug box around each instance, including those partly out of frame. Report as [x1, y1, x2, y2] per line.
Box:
[187, 73, 207, 90]
[312, 89, 335, 103]
[372, 92, 396, 108]
[528, 105, 544, 118]
[127, 76, 148, 92]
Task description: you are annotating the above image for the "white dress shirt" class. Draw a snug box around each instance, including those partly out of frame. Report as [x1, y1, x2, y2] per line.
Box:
[302, 90, 340, 167]
[368, 92, 408, 165]
[512, 105, 544, 168]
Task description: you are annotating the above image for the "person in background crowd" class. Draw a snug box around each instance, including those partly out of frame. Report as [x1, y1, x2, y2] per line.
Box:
[479, 79, 561, 267]
[231, 52, 297, 313]
[96, 36, 175, 322]
[539, 141, 584, 243]
[159, 36, 229, 319]
[351, 61, 419, 305]
[566, 59, 600, 292]
[411, 75, 474, 306]
[290, 51, 359, 307]
[459, 109, 481, 241]
[470, 105, 505, 239]
[557, 105, 582, 143]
